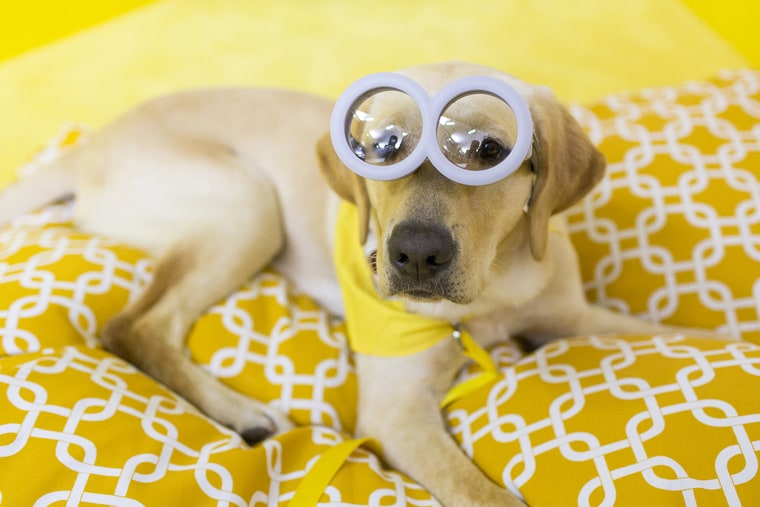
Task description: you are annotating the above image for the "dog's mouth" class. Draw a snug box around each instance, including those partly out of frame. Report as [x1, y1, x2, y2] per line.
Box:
[401, 288, 443, 301]
[397, 283, 471, 304]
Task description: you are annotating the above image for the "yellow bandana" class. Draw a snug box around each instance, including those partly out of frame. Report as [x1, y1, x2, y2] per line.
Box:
[333, 201, 501, 408]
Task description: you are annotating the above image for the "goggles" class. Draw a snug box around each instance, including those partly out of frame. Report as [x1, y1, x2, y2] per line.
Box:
[330, 72, 534, 186]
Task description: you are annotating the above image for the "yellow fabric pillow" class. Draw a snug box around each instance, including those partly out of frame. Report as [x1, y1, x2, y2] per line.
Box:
[446, 335, 760, 506]
[186, 269, 357, 432]
[0, 346, 432, 505]
[567, 69, 760, 343]
[0, 206, 146, 354]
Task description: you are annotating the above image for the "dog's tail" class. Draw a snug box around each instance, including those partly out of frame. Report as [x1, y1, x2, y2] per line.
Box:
[0, 149, 80, 227]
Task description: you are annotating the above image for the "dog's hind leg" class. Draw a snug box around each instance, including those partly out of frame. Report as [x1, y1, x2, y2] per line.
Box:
[100, 179, 293, 443]
[102, 236, 293, 443]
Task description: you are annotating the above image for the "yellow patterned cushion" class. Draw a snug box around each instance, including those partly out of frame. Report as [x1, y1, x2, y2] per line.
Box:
[0, 345, 432, 505]
[0, 207, 146, 354]
[2, 71, 760, 505]
[186, 270, 357, 431]
[567, 69, 760, 343]
[446, 335, 760, 506]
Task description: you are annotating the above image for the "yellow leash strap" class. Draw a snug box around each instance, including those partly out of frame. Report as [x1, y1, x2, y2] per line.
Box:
[440, 325, 501, 408]
[288, 437, 374, 507]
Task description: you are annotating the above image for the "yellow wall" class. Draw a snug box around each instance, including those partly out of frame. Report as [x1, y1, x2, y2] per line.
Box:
[0, 1, 158, 62]
[682, 0, 760, 66]
[1, 0, 756, 187]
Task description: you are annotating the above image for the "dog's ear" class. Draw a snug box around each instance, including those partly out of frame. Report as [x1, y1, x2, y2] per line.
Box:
[526, 90, 606, 260]
[316, 133, 371, 243]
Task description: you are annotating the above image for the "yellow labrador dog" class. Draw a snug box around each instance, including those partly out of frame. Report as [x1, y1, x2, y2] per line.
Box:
[0, 62, 668, 506]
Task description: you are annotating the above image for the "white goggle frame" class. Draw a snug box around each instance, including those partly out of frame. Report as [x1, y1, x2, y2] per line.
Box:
[330, 72, 534, 186]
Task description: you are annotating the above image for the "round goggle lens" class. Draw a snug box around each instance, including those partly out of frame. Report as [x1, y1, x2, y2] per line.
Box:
[347, 90, 422, 167]
[436, 93, 516, 171]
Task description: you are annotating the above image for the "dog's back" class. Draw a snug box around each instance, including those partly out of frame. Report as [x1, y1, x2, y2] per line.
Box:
[1, 88, 342, 308]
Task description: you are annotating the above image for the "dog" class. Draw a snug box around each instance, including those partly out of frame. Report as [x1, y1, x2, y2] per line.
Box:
[0, 61, 677, 506]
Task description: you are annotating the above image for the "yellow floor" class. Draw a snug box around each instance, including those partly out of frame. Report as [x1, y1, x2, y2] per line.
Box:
[1, 0, 757, 187]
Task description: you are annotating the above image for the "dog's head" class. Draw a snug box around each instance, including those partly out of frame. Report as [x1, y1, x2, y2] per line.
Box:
[318, 61, 604, 308]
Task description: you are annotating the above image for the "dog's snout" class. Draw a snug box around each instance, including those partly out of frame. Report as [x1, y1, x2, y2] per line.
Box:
[388, 221, 455, 281]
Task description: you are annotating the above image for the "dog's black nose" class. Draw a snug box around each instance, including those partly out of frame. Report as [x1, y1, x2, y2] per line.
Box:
[388, 221, 455, 281]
